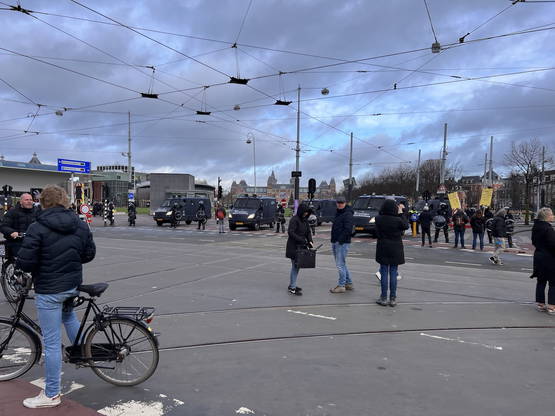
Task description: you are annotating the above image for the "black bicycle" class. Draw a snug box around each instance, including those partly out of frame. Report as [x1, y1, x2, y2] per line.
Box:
[1, 239, 31, 303]
[0, 274, 159, 386]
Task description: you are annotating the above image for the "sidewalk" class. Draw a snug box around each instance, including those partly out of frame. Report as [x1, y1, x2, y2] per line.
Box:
[0, 380, 100, 416]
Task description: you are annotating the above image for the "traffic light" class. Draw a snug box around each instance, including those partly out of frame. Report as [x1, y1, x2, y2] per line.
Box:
[217, 186, 223, 200]
[75, 183, 83, 200]
[2, 184, 13, 197]
[308, 178, 316, 200]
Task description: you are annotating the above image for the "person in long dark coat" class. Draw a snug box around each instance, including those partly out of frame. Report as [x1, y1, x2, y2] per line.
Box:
[375, 199, 409, 307]
[531, 207, 555, 314]
[285, 203, 313, 296]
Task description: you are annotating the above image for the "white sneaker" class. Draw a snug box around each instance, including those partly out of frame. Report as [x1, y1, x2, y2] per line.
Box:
[23, 390, 61, 408]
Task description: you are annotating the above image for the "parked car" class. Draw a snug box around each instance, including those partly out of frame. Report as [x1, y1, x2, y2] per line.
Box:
[228, 196, 276, 231]
[153, 197, 211, 226]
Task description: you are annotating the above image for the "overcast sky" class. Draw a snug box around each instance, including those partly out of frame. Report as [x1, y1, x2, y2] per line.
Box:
[1, 0, 554, 190]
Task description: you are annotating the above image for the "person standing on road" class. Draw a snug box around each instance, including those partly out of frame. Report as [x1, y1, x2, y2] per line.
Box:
[418, 205, 433, 247]
[532, 207, 555, 314]
[505, 209, 515, 248]
[0, 193, 40, 264]
[16, 185, 96, 409]
[489, 208, 507, 265]
[330, 196, 354, 293]
[470, 210, 486, 250]
[196, 201, 207, 230]
[127, 202, 136, 227]
[215, 203, 226, 234]
[452, 208, 469, 249]
[275, 204, 286, 233]
[308, 210, 318, 236]
[285, 203, 313, 296]
[375, 199, 409, 307]
[433, 202, 450, 243]
[484, 207, 494, 244]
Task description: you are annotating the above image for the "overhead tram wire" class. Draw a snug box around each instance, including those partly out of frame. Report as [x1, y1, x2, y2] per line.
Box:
[423, 0, 439, 43]
[0, 76, 38, 105]
[234, 0, 254, 44]
[0, 46, 141, 94]
[458, 1, 519, 43]
[7, 3, 555, 78]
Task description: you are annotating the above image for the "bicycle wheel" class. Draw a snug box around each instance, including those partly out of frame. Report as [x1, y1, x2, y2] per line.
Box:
[1, 264, 20, 303]
[84, 318, 159, 386]
[0, 319, 40, 381]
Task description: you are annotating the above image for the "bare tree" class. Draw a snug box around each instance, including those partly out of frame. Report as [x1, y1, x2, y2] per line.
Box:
[504, 138, 542, 224]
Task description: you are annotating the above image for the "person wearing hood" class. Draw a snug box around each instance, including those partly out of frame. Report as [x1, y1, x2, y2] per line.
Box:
[330, 196, 355, 293]
[0, 192, 40, 264]
[375, 198, 409, 307]
[531, 207, 555, 314]
[285, 203, 313, 295]
[16, 185, 96, 409]
[128, 202, 137, 226]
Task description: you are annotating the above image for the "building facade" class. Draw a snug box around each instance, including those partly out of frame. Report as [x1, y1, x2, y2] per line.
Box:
[230, 171, 336, 202]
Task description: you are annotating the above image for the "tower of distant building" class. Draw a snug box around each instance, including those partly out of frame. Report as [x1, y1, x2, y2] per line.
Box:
[231, 170, 336, 200]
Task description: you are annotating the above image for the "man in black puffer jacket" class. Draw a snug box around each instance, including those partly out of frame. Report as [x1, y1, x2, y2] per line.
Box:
[330, 196, 354, 293]
[0, 193, 40, 263]
[17, 185, 95, 409]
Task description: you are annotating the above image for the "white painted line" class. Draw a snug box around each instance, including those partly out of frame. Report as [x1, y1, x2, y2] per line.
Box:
[199, 239, 215, 242]
[287, 309, 337, 321]
[99, 401, 164, 416]
[405, 257, 415, 260]
[420, 332, 503, 351]
[437, 247, 450, 250]
[445, 261, 481, 266]
[521, 268, 533, 271]
[236, 407, 256, 414]
[516, 253, 533, 257]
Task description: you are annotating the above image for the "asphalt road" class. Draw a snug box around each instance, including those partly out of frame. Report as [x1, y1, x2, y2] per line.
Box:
[1, 215, 552, 416]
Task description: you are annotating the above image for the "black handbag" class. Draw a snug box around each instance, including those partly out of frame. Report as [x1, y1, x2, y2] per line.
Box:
[295, 247, 316, 269]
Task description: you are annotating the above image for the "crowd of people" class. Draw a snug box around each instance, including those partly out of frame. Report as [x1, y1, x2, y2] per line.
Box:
[1, 188, 554, 407]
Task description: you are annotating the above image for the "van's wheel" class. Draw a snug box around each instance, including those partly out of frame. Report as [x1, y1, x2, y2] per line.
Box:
[229, 224, 236, 231]
[185, 220, 192, 225]
[253, 222, 260, 231]
[156, 222, 163, 227]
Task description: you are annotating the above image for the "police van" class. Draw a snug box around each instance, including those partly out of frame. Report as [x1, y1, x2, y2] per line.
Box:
[153, 197, 211, 226]
[228, 196, 276, 231]
[304, 199, 336, 225]
[352, 194, 408, 236]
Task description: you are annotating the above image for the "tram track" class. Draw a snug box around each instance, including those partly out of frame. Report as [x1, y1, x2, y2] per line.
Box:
[157, 324, 555, 352]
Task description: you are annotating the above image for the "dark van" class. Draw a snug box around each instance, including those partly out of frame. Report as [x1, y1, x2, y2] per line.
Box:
[153, 197, 212, 226]
[228, 196, 276, 231]
[352, 194, 408, 236]
[305, 199, 336, 225]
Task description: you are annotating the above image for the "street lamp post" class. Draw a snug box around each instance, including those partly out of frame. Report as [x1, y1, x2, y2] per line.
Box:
[246, 132, 256, 192]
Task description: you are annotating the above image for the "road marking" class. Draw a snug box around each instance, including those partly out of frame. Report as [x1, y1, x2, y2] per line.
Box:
[236, 407, 256, 414]
[405, 257, 415, 260]
[516, 253, 533, 257]
[287, 309, 337, 320]
[420, 332, 503, 351]
[445, 261, 481, 266]
[30, 378, 85, 395]
[199, 239, 215, 242]
[521, 268, 533, 271]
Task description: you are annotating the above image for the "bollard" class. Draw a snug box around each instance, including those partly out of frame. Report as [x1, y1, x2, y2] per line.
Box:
[411, 221, 417, 237]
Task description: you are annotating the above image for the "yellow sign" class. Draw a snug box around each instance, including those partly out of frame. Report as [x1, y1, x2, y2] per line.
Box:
[448, 192, 461, 210]
[479, 188, 493, 207]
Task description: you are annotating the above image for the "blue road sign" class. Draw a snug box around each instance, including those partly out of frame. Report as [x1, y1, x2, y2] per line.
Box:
[128, 192, 134, 200]
[57, 158, 91, 173]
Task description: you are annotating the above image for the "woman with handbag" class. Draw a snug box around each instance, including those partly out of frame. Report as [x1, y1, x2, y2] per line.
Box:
[285, 203, 313, 296]
[375, 199, 409, 307]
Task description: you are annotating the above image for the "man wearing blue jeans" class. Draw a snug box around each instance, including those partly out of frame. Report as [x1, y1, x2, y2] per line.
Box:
[17, 185, 95, 408]
[330, 197, 354, 293]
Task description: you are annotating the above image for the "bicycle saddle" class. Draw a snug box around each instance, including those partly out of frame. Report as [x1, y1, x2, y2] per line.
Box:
[78, 283, 109, 297]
